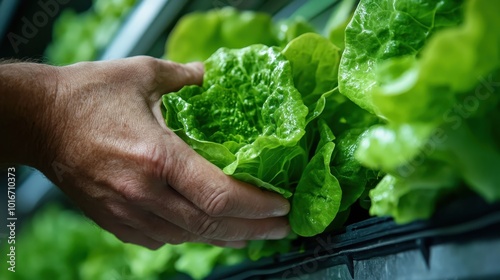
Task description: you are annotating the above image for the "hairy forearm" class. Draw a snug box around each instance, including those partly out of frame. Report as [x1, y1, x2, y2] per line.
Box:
[0, 62, 58, 167]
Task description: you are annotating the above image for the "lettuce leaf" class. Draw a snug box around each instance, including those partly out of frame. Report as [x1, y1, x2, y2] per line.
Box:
[164, 18, 354, 237]
[275, 17, 316, 47]
[369, 166, 459, 223]
[165, 7, 278, 63]
[339, 0, 463, 114]
[290, 141, 340, 236]
[323, 0, 357, 49]
[359, 0, 500, 201]
[355, 123, 435, 171]
[163, 45, 308, 197]
[174, 243, 225, 279]
[163, 34, 348, 236]
[339, 0, 500, 222]
[331, 128, 381, 212]
[282, 33, 341, 109]
[289, 119, 341, 236]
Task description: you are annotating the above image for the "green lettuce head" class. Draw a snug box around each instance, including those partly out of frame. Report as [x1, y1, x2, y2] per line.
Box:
[163, 45, 308, 197]
[162, 35, 348, 236]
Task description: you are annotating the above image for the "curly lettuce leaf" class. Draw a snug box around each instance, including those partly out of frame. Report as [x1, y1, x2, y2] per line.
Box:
[279, 34, 352, 235]
[282, 33, 341, 109]
[357, 0, 500, 195]
[163, 35, 349, 236]
[372, 0, 499, 123]
[341, 0, 500, 222]
[163, 45, 308, 197]
[338, 0, 463, 114]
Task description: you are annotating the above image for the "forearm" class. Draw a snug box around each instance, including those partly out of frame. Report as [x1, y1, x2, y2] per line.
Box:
[0, 62, 58, 168]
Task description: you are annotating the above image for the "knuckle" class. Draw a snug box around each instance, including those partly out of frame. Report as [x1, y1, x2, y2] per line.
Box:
[127, 55, 159, 84]
[201, 184, 233, 217]
[167, 147, 194, 182]
[142, 143, 170, 180]
[131, 55, 156, 67]
[161, 60, 182, 72]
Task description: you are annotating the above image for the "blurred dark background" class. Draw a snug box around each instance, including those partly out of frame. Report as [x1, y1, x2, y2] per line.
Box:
[0, 0, 92, 59]
[0, 0, 299, 61]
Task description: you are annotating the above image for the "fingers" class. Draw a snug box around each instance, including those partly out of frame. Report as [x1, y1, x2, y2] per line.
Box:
[99, 208, 250, 249]
[128, 209, 252, 248]
[143, 184, 290, 242]
[154, 59, 204, 93]
[167, 142, 290, 220]
[215, 176, 291, 218]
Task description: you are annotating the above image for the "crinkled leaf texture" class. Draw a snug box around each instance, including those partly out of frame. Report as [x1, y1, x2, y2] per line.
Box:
[163, 45, 308, 198]
[339, 0, 463, 114]
[270, 34, 347, 235]
[339, 0, 500, 223]
[163, 35, 345, 236]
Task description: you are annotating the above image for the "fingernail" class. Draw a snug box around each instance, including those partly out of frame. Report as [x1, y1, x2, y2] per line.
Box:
[271, 201, 290, 217]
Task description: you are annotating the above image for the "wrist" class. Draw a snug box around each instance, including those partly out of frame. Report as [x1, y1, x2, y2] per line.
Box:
[0, 62, 61, 169]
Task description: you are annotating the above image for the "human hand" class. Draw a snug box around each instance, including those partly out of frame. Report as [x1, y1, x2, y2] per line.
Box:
[11, 57, 291, 249]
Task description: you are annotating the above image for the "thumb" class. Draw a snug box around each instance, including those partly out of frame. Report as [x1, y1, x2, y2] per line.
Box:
[155, 60, 204, 93]
[167, 140, 291, 219]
